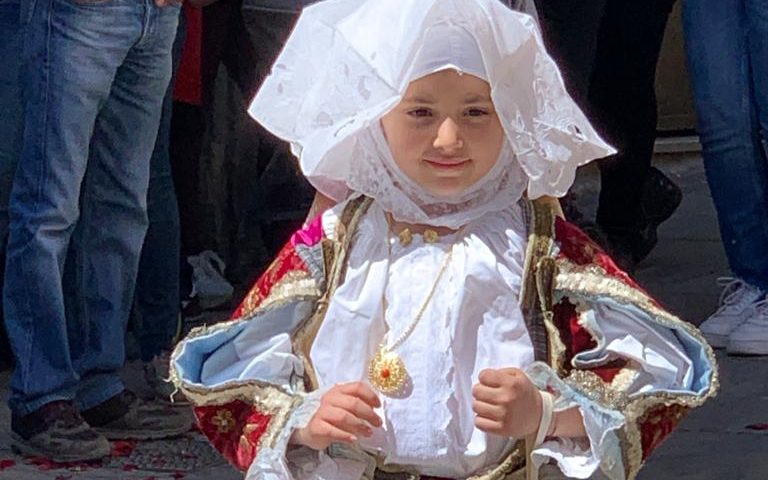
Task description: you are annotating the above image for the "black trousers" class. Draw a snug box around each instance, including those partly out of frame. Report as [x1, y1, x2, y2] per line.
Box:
[536, 0, 677, 232]
[590, 0, 678, 233]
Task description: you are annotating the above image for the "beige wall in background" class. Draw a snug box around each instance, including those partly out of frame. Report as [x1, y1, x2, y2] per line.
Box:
[655, 2, 697, 132]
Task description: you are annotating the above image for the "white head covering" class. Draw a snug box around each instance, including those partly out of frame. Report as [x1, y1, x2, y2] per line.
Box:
[249, 0, 615, 228]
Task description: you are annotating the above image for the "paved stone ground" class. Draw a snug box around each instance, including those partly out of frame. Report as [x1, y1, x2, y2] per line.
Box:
[1, 154, 766, 479]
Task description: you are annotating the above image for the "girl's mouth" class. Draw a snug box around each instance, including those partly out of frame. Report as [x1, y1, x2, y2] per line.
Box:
[423, 157, 471, 169]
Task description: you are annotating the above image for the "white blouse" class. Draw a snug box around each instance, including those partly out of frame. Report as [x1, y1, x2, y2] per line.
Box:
[189, 198, 699, 480]
[310, 201, 534, 478]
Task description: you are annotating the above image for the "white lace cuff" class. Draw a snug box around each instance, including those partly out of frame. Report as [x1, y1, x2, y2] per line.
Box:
[526, 362, 626, 480]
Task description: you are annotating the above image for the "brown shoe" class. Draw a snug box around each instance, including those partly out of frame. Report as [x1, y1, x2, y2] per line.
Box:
[10, 400, 111, 462]
[81, 390, 192, 440]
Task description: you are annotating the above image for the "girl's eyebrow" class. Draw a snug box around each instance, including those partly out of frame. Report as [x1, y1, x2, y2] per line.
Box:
[401, 94, 492, 104]
[402, 95, 437, 104]
[463, 94, 492, 103]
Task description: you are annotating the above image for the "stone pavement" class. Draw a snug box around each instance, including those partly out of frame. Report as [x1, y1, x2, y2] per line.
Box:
[1, 153, 767, 479]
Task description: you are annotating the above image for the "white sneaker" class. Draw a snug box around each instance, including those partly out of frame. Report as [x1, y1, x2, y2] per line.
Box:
[699, 277, 764, 348]
[727, 295, 768, 355]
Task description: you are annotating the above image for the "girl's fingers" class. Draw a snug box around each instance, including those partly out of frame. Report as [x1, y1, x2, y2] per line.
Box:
[472, 400, 504, 420]
[477, 369, 504, 388]
[316, 420, 358, 444]
[472, 383, 501, 403]
[340, 382, 382, 408]
[474, 416, 504, 435]
[330, 395, 383, 427]
[323, 406, 374, 438]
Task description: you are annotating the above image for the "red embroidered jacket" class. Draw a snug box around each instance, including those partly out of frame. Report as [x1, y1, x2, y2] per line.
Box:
[171, 197, 717, 479]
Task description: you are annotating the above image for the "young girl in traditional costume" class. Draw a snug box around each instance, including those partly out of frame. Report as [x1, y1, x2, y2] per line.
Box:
[171, 1, 717, 479]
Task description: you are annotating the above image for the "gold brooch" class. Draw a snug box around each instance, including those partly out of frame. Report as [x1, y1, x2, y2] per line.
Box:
[423, 229, 439, 243]
[398, 228, 413, 246]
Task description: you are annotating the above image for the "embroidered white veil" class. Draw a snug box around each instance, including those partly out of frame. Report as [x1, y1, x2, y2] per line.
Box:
[249, 0, 615, 228]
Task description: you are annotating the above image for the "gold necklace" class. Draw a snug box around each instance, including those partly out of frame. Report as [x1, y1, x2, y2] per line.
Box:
[368, 238, 454, 395]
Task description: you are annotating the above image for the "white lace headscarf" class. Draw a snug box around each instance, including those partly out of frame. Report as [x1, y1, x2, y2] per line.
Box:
[249, 0, 615, 228]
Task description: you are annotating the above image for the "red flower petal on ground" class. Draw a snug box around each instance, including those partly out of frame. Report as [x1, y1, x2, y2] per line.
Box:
[0, 459, 16, 470]
[25, 456, 100, 472]
[27, 456, 58, 471]
[746, 423, 768, 430]
[54, 475, 72, 480]
[172, 472, 185, 479]
[112, 440, 138, 457]
[122, 463, 139, 471]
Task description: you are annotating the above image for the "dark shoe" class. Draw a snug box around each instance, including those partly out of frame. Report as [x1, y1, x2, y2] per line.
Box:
[640, 167, 683, 225]
[81, 390, 192, 440]
[599, 167, 683, 267]
[580, 223, 638, 273]
[627, 167, 683, 262]
[10, 401, 111, 462]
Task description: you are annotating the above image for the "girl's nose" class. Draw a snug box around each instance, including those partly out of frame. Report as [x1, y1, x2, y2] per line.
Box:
[433, 117, 464, 151]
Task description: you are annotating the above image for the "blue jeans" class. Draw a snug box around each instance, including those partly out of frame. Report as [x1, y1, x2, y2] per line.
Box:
[0, 0, 22, 242]
[134, 13, 185, 363]
[4, 0, 179, 415]
[683, 0, 768, 293]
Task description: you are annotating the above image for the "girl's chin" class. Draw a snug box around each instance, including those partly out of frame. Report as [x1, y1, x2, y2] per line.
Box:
[421, 183, 471, 199]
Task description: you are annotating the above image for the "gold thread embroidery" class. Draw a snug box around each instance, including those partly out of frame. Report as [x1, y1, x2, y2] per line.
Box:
[369, 439, 526, 479]
[559, 272, 720, 480]
[398, 228, 413, 246]
[293, 196, 373, 391]
[257, 271, 320, 312]
[211, 409, 236, 434]
[520, 199, 555, 312]
[566, 370, 631, 410]
[423, 229, 439, 243]
[555, 259, 720, 400]
[170, 320, 304, 452]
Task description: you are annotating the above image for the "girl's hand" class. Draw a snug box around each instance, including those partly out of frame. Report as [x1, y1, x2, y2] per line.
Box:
[472, 368, 543, 438]
[290, 382, 383, 450]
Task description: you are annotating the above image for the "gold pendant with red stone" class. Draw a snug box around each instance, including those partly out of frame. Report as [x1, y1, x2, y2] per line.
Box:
[368, 347, 407, 395]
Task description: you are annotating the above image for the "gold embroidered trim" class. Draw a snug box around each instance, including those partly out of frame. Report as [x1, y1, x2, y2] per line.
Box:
[558, 265, 720, 479]
[212, 409, 236, 434]
[169, 312, 305, 452]
[176, 360, 301, 451]
[565, 370, 631, 410]
[371, 439, 526, 479]
[293, 196, 373, 391]
[611, 367, 641, 393]
[518, 197, 568, 374]
[520, 199, 555, 312]
[554, 259, 719, 399]
[567, 367, 711, 479]
[258, 271, 320, 312]
[468, 439, 526, 479]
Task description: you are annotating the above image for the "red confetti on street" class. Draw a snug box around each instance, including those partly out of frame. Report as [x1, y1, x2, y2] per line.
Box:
[112, 440, 138, 457]
[745, 423, 768, 431]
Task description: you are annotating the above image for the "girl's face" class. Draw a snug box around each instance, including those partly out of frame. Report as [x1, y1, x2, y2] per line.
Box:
[381, 70, 504, 198]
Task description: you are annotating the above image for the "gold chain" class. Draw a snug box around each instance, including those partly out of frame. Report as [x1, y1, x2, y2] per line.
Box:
[383, 245, 454, 352]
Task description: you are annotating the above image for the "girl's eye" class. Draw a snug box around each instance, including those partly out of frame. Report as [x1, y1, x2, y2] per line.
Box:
[408, 108, 433, 118]
[466, 108, 489, 117]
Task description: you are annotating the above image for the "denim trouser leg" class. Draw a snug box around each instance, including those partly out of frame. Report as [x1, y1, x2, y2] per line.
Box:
[0, 0, 22, 241]
[134, 15, 185, 362]
[683, 0, 768, 292]
[4, 0, 179, 415]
